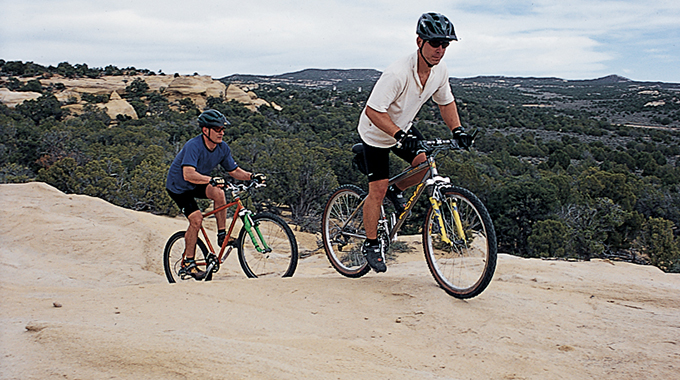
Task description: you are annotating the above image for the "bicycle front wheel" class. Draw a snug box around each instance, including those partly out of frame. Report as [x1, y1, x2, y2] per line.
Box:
[423, 186, 497, 299]
[237, 213, 298, 278]
[163, 231, 210, 283]
[321, 185, 371, 278]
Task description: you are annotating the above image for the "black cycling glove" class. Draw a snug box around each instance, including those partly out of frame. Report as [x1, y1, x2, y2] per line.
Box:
[394, 130, 420, 151]
[209, 177, 225, 187]
[251, 173, 267, 183]
[452, 127, 474, 149]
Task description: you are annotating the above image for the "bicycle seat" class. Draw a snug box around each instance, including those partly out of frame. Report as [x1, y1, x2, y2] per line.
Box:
[351, 143, 367, 175]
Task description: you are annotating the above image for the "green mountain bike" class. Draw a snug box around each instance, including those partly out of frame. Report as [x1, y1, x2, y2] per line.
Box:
[163, 180, 298, 282]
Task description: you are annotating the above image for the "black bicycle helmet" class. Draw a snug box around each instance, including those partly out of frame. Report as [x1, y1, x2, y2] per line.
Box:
[197, 109, 230, 128]
[417, 12, 457, 41]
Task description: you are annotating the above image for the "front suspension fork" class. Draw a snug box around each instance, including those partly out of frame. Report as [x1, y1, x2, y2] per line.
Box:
[429, 188, 466, 245]
[240, 209, 271, 253]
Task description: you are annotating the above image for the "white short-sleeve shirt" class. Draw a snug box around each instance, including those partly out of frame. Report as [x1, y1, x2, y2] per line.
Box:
[358, 52, 455, 148]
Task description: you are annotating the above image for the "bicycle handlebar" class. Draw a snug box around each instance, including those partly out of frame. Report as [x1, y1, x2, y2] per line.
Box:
[420, 138, 461, 151]
[223, 180, 266, 198]
[419, 129, 479, 155]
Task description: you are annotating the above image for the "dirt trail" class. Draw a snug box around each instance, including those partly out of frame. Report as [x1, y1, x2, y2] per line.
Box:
[1, 183, 679, 380]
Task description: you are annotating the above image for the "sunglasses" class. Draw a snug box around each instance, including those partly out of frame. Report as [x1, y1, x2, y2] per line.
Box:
[211, 126, 225, 133]
[427, 40, 450, 49]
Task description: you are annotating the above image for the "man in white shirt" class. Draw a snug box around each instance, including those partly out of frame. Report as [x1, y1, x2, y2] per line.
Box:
[357, 12, 473, 272]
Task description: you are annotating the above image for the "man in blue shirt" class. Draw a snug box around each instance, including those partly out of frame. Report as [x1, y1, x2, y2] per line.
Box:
[166, 109, 265, 280]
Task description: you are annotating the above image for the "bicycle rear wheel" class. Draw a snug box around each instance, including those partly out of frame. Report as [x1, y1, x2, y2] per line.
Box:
[423, 186, 497, 299]
[163, 231, 210, 283]
[237, 213, 298, 278]
[321, 185, 371, 278]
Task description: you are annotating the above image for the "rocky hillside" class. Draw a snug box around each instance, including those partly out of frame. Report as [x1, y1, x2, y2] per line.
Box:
[3, 59, 679, 129]
[0, 73, 279, 120]
[2, 182, 679, 380]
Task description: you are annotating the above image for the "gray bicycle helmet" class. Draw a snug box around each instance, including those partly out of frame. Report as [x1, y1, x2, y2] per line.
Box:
[417, 12, 457, 41]
[197, 109, 230, 128]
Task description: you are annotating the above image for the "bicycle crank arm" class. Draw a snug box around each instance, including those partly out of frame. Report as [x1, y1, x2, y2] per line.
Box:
[203, 262, 215, 280]
[341, 231, 366, 240]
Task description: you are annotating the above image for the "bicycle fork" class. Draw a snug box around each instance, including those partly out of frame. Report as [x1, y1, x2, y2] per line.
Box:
[429, 184, 467, 246]
[240, 209, 272, 254]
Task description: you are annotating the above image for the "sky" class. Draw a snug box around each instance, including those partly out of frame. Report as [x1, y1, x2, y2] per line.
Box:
[1, 0, 679, 83]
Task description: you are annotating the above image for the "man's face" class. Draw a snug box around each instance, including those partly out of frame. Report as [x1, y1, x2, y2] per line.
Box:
[418, 37, 449, 66]
[204, 126, 225, 142]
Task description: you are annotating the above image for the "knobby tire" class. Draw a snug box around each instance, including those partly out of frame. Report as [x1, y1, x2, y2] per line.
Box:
[163, 231, 210, 283]
[322, 185, 371, 278]
[237, 212, 298, 278]
[423, 186, 497, 298]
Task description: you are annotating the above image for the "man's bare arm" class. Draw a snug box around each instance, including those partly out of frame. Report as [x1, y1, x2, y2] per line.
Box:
[365, 106, 402, 138]
[439, 101, 462, 131]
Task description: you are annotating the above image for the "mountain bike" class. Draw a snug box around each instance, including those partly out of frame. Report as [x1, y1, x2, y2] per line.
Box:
[163, 180, 298, 283]
[321, 136, 497, 299]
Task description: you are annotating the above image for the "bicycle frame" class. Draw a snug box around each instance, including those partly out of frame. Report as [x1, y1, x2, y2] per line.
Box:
[341, 142, 464, 245]
[194, 187, 271, 266]
[388, 151, 460, 242]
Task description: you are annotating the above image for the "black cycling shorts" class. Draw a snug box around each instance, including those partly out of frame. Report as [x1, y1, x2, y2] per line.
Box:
[361, 127, 424, 182]
[166, 184, 208, 217]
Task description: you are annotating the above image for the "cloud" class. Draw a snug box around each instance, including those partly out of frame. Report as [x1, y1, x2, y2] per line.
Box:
[442, 0, 680, 80]
[1, 0, 679, 81]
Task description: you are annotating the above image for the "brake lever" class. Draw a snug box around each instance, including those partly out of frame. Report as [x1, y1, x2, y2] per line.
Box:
[465, 129, 480, 150]
[415, 140, 429, 155]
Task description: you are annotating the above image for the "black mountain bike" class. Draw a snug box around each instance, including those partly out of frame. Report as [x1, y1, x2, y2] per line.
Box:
[321, 137, 497, 299]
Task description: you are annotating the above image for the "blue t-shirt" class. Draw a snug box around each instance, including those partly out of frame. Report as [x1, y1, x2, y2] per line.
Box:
[166, 135, 239, 194]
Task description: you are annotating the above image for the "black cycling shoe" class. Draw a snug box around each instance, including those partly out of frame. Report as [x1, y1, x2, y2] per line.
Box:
[385, 184, 407, 215]
[217, 230, 226, 247]
[362, 240, 386, 273]
[179, 258, 207, 281]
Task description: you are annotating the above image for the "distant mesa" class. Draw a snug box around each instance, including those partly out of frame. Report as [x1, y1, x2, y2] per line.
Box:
[221, 68, 382, 90]
[583, 74, 631, 84]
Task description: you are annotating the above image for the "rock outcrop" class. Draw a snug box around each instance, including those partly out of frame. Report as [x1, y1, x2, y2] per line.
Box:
[62, 90, 138, 120]
[226, 84, 271, 111]
[0, 74, 277, 121]
[103, 91, 138, 119]
[0, 88, 42, 108]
